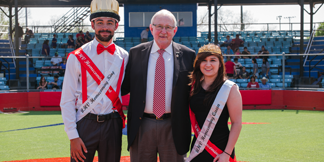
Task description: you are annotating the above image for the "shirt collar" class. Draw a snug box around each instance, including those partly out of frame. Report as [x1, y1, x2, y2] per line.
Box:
[151, 40, 173, 55]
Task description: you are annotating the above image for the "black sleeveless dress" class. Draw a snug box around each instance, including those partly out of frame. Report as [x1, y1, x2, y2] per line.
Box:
[190, 84, 235, 161]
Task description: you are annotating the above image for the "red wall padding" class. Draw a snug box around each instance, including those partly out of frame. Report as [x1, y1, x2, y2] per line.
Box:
[0, 90, 323, 111]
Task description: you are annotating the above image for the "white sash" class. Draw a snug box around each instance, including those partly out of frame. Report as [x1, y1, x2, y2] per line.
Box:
[76, 51, 123, 122]
[186, 80, 235, 162]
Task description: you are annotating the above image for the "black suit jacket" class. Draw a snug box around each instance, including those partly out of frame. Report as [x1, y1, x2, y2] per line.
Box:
[121, 41, 196, 155]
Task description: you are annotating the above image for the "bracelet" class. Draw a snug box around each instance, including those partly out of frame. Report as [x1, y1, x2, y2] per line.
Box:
[223, 151, 231, 156]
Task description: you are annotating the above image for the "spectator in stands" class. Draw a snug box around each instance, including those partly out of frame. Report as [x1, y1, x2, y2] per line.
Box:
[0, 60, 4, 74]
[234, 48, 241, 58]
[232, 34, 244, 50]
[29, 30, 34, 38]
[59, 58, 67, 76]
[66, 35, 75, 48]
[259, 77, 271, 90]
[24, 30, 31, 44]
[51, 52, 62, 66]
[48, 75, 62, 90]
[76, 31, 85, 40]
[221, 35, 232, 47]
[225, 56, 236, 79]
[85, 31, 93, 43]
[234, 58, 242, 75]
[41, 40, 50, 56]
[258, 46, 269, 58]
[224, 45, 234, 55]
[11, 23, 24, 49]
[75, 36, 85, 49]
[238, 66, 250, 79]
[312, 72, 324, 86]
[241, 47, 251, 58]
[247, 76, 259, 89]
[51, 34, 57, 48]
[252, 58, 259, 78]
[37, 76, 47, 90]
[141, 27, 149, 43]
[261, 57, 270, 78]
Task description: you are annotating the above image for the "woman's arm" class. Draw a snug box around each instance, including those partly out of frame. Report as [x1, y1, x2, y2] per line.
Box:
[214, 85, 242, 162]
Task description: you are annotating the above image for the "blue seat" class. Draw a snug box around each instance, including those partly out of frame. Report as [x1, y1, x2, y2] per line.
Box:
[271, 75, 282, 79]
[270, 79, 281, 83]
[240, 83, 248, 88]
[276, 83, 288, 87]
[235, 83, 241, 87]
[229, 79, 236, 82]
[0, 85, 9, 90]
[285, 75, 293, 79]
[268, 83, 276, 87]
[236, 79, 248, 83]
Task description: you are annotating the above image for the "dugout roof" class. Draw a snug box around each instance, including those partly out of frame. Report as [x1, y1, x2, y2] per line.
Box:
[0, 0, 323, 7]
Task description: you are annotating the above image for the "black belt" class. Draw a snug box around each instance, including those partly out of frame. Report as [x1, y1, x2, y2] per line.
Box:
[143, 113, 171, 120]
[85, 112, 120, 122]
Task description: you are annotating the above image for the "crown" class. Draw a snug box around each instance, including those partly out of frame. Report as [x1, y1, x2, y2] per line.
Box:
[198, 44, 222, 55]
[90, 0, 120, 22]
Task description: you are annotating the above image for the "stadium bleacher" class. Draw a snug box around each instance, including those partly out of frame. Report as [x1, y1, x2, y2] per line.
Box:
[24, 30, 302, 89]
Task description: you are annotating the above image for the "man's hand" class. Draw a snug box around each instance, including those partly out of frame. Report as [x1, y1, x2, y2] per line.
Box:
[70, 137, 87, 162]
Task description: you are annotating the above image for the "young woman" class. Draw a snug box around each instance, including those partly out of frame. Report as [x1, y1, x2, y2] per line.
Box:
[261, 57, 270, 78]
[234, 48, 241, 58]
[66, 35, 75, 48]
[37, 76, 47, 90]
[188, 44, 242, 162]
[252, 58, 259, 78]
[41, 40, 50, 56]
[247, 76, 259, 89]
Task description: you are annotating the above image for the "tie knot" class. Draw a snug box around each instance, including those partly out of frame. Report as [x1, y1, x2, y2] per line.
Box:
[158, 49, 165, 56]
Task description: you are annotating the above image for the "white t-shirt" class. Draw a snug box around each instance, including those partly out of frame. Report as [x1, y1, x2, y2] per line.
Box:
[51, 56, 62, 65]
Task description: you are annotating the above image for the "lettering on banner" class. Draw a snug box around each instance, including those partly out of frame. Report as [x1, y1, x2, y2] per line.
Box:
[212, 104, 220, 116]
[85, 60, 101, 80]
[79, 71, 115, 114]
[202, 117, 215, 140]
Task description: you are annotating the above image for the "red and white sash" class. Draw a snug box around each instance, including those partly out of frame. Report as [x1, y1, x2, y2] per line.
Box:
[70, 47, 126, 128]
[186, 80, 237, 162]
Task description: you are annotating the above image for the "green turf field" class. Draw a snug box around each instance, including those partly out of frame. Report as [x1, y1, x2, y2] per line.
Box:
[0, 110, 323, 162]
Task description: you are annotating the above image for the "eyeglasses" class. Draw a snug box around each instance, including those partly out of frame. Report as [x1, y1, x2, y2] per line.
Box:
[152, 24, 175, 31]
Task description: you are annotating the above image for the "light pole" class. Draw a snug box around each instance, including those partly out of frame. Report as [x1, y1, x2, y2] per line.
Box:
[284, 16, 296, 31]
[276, 15, 282, 30]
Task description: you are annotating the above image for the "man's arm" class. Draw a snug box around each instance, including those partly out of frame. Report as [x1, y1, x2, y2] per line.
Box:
[121, 49, 132, 96]
[60, 55, 81, 140]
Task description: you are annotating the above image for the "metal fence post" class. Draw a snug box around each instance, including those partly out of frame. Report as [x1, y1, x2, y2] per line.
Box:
[282, 52, 285, 89]
[26, 54, 29, 92]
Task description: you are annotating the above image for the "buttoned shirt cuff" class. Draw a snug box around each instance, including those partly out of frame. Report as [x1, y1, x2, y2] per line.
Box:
[66, 129, 79, 140]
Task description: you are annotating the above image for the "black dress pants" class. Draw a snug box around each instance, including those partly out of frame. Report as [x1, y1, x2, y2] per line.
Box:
[71, 113, 122, 162]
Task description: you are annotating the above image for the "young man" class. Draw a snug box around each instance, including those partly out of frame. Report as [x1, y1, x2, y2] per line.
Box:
[51, 52, 62, 66]
[241, 47, 251, 58]
[122, 9, 196, 162]
[60, 0, 128, 162]
[48, 75, 62, 89]
[141, 27, 149, 43]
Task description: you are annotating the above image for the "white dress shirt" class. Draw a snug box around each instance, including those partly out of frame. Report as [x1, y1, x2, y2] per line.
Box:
[51, 56, 62, 65]
[141, 30, 148, 39]
[60, 38, 129, 140]
[144, 41, 174, 114]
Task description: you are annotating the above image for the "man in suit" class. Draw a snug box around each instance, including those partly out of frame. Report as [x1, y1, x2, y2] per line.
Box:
[122, 9, 196, 162]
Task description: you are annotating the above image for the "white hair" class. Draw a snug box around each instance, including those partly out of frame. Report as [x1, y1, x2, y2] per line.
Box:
[151, 9, 177, 27]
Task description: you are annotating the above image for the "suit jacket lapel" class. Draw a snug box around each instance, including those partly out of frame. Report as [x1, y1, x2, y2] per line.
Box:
[141, 41, 153, 91]
[172, 42, 183, 87]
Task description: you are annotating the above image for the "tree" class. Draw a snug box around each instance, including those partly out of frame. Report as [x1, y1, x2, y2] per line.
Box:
[197, 7, 256, 33]
[315, 22, 324, 36]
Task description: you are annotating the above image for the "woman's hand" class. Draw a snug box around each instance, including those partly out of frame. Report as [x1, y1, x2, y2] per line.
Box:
[213, 153, 230, 162]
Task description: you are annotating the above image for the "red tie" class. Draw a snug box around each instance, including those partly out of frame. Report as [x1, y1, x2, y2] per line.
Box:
[97, 43, 115, 55]
[153, 49, 166, 118]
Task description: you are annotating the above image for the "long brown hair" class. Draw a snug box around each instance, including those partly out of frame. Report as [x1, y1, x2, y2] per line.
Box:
[190, 46, 226, 104]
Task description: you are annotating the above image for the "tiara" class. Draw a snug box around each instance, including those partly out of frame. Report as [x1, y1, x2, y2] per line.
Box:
[198, 44, 222, 55]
